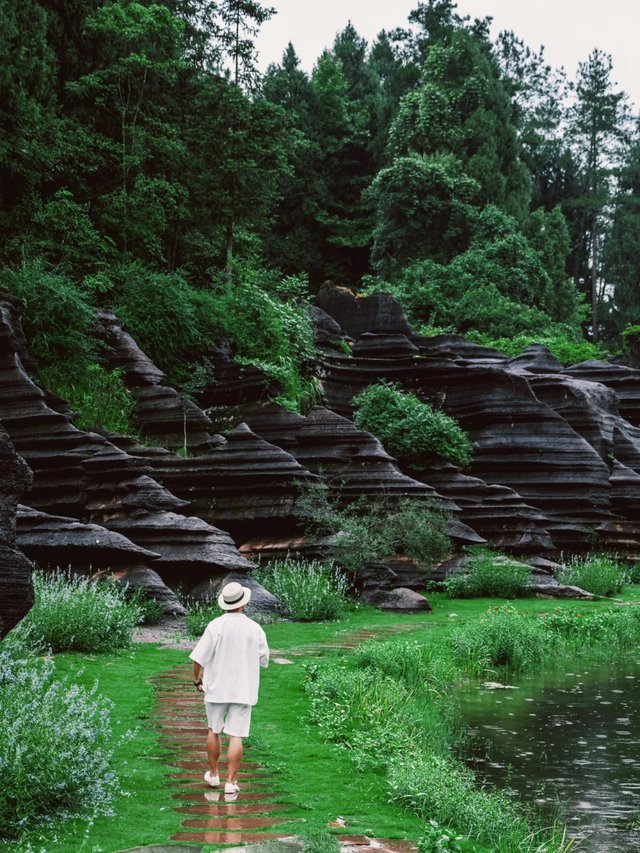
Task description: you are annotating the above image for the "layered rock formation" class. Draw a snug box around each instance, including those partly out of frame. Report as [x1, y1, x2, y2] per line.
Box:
[9, 277, 640, 611]
[316, 286, 640, 556]
[0, 292, 258, 606]
[95, 309, 214, 448]
[112, 424, 317, 543]
[0, 424, 33, 638]
[242, 402, 483, 549]
[17, 504, 159, 569]
[564, 361, 640, 427]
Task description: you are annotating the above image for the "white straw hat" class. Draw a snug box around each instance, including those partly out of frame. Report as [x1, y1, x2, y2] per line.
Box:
[218, 581, 251, 610]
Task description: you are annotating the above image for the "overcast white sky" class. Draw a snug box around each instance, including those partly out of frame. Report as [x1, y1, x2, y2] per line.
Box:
[256, 0, 639, 110]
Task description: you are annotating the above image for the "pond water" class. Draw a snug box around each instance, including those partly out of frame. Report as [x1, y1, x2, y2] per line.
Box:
[457, 656, 640, 852]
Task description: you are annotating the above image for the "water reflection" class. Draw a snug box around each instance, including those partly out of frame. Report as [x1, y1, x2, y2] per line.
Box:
[457, 657, 640, 851]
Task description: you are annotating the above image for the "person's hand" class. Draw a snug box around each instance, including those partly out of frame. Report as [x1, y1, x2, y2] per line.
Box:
[194, 679, 203, 692]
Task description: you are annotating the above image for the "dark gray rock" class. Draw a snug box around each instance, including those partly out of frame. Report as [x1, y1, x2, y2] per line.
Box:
[0, 422, 33, 638]
[564, 361, 640, 427]
[316, 283, 413, 338]
[17, 504, 160, 569]
[126, 423, 317, 543]
[352, 333, 419, 358]
[95, 309, 214, 449]
[508, 345, 563, 374]
[360, 586, 432, 612]
[92, 566, 186, 616]
[243, 403, 481, 550]
[189, 572, 281, 616]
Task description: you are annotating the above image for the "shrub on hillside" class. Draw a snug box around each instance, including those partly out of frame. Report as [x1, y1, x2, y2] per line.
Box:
[363, 260, 578, 342]
[0, 261, 96, 365]
[443, 549, 533, 599]
[111, 264, 223, 386]
[212, 265, 321, 411]
[39, 363, 137, 435]
[0, 649, 120, 839]
[14, 570, 141, 653]
[255, 558, 349, 622]
[300, 486, 452, 576]
[353, 381, 472, 468]
[467, 331, 608, 366]
[556, 554, 628, 597]
[112, 262, 320, 411]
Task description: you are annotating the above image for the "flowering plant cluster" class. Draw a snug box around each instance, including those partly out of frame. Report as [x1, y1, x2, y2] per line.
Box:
[0, 650, 122, 839]
[14, 569, 141, 653]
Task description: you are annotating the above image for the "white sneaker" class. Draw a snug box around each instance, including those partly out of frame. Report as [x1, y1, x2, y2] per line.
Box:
[204, 771, 220, 787]
[224, 781, 240, 794]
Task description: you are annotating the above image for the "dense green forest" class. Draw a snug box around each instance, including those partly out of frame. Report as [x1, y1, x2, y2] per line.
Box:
[2, 0, 639, 427]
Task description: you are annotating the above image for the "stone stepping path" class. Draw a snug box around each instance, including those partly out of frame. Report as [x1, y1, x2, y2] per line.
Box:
[153, 665, 296, 845]
[152, 621, 428, 847]
[270, 621, 430, 658]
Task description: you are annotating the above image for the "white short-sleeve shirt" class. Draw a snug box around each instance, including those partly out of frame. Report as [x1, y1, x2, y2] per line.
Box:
[189, 612, 269, 705]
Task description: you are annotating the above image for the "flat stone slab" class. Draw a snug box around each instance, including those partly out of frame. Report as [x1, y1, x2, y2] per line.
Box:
[191, 842, 302, 853]
[172, 832, 284, 844]
[117, 846, 203, 853]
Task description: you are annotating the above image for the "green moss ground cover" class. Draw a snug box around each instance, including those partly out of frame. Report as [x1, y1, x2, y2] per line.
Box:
[6, 591, 640, 852]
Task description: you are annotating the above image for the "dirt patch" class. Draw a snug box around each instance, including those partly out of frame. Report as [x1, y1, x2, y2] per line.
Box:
[134, 617, 193, 650]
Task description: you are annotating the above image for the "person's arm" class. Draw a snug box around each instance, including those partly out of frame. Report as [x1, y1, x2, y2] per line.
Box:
[193, 661, 204, 691]
[258, 627, 269, 668]
[189, 622, 217, 691]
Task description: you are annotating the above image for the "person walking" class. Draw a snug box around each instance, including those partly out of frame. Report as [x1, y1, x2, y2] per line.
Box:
[190, 581, 269, 794]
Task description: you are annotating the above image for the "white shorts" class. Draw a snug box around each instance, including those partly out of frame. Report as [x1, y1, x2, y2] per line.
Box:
[205, 702, 252, 738]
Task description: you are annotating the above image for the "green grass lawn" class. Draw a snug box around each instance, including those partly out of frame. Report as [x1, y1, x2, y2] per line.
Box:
[11, 645, 187, 853]
[7, 590, 640, 853]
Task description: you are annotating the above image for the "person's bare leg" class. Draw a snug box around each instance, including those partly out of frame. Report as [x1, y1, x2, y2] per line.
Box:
[226, 735, 243, 784]
[207, 729, 221, 776]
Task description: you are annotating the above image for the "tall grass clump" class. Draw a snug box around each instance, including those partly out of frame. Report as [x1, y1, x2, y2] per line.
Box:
[185, 601, 219, 639]
[256, 558, 349, 621]
[556, 554, 628, 597]
[387, 752, 561, 852]
[0, 649, 120, 839]
[417, 819, 465, 852]
[541, 606, 640, 652]
[305, 640, 460, 772]
[299, 829, 342, 853]
[353, 639, 458, 699]
[15, 570, 141, 653]
[305, 636, 568, 851]
[443, 549, 533, 599]
[449, 605, 550, 678]
[305, 661, 439, 772]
